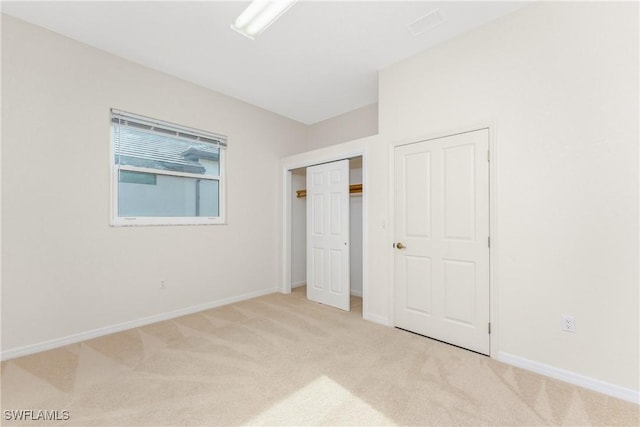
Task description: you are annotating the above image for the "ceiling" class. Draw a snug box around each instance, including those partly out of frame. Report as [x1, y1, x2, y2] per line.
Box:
[1, 1, 529, 124]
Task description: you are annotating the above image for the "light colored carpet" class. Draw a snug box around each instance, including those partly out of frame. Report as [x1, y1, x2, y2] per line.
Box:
[1, 287, 638, 426]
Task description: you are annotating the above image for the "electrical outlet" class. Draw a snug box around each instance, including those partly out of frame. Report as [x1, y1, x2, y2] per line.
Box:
[160, 280, 166, 290]
[561, 314, 575, 333]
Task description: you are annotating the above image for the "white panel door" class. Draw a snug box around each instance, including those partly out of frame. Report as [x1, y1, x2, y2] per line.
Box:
[307, 160, 350, 311]
[394, 129, 490, 354]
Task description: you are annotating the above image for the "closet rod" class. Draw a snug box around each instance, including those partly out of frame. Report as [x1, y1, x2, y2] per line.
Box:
[296, 184, 363, 198]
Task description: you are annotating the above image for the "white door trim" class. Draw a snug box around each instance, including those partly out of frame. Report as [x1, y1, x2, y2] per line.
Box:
[388, 124, 498, 358]
[280, 146, 368, 316]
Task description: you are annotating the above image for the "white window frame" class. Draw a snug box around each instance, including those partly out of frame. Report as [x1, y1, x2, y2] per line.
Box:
[109, 110, 227, 226]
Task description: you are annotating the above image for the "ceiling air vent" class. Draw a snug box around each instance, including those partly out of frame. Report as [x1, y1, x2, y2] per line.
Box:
[406, 8, 445, 37]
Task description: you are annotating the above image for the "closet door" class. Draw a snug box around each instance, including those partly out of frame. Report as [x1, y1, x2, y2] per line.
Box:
[306, 160, 350, 311]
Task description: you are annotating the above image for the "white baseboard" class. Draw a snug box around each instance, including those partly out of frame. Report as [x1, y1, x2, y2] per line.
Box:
[498, 352, 639, 404]
[1, 287, 278, 361]
[291, 281, 306, 288]
[363, 312, 391, 326]
[350, 289, 363, 297]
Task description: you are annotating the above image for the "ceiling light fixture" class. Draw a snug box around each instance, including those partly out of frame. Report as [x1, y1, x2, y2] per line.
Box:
[231, 0, 297, 40]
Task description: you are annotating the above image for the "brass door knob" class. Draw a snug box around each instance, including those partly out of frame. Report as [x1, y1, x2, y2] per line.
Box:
[395, 242, 406, 249]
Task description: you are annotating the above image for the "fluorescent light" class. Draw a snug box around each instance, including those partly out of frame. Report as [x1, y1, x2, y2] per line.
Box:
[232, 0, 297, 39]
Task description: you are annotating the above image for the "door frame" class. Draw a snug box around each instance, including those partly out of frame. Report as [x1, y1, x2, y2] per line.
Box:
[388, 124, 499, 357]
[280, 147, 367, 315]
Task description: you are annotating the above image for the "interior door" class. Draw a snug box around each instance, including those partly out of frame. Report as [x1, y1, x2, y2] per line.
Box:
[306, 160, 350, 311]
[394, 129, 490, 354]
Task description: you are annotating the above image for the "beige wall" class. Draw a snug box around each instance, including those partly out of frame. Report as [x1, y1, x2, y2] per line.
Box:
[378, 2, 638, 392]
[1, 15, 307, 354]
[306, 103, 378, 151]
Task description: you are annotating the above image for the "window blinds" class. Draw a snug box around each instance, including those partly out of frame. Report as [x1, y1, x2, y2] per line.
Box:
[110, 109, 227, 148]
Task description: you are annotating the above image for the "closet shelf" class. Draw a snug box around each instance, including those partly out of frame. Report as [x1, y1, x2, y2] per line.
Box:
[296, 184, 362, 198]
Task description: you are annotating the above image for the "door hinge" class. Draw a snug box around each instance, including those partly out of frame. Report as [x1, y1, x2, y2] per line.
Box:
[487, 150, 490, 162]
[488, 322, 491, 334]
[488, 236, 491, 248]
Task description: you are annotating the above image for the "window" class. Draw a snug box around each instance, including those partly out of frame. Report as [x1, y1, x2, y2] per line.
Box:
[110, 109, 226, 226]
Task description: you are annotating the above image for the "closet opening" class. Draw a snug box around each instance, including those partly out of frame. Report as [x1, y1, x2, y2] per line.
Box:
[288, 156, 364, 316]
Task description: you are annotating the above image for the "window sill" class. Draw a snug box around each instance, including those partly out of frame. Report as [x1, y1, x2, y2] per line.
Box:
[110, 217, 226, 227]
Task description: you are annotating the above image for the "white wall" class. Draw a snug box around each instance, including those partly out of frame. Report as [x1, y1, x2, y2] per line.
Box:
[307, 103, 378, 151]
[1, 15, 307, 355]
[377, 2, 639, 394]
